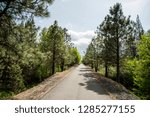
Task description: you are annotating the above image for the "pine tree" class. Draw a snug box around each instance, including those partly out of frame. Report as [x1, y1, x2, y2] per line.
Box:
[135, 15, 144, 40]
[0, 0, 54, 93]
[40, 21, 64, 74]
[97, 15, 116, 77]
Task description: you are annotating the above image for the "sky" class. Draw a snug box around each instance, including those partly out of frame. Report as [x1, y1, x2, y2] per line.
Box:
[35, 0, 150, 56]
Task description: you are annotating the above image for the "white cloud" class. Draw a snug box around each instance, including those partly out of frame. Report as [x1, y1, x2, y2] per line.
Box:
[72, 38, 91, 45]
[35, 0, 149, 56]
[68, 30, 96, 56]
[68, 30, 95, 42]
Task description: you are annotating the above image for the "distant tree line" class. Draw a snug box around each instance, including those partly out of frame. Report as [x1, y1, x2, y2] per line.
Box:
[0, 0, 81, 99]
[82, 3, 150, 99]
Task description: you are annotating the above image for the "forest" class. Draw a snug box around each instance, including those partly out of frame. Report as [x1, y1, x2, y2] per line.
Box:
[0, 1, 150, 100]
[0, 0, 81, 99]
[82, 3, 150, 99]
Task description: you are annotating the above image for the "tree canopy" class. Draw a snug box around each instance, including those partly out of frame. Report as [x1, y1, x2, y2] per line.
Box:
[83, 3, 149, 99]
[0, 1, 81, 99]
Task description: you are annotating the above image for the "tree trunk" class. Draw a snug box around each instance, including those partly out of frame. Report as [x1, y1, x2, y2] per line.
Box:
[95, 59, 98, 72]
[116, 35, 120, 83]
[105, 64, 108, 77]
[52, 44, 56, 74]
[61, 59, 64, 71]
[52, 59, 55, 74]
[91, 62, 93, 69]
[116, 60, 120, 82]
[95, 66, 98, 72]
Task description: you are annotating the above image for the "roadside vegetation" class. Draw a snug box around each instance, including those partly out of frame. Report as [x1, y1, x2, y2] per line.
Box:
[82, 3, 150, 99]
[0, 0, 81, 99]
[1, 1, 149, 100]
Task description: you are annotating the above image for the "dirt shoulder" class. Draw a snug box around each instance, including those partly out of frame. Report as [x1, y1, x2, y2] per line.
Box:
[92, 72, 140, 100]
[12, 66, 77, 100]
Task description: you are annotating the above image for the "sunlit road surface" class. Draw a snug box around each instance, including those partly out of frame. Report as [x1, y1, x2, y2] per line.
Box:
[42, 64, 112, 100]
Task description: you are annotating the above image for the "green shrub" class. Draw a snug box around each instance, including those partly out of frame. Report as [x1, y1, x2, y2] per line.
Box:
[120, 59, 137, 90]
[0, 91, 14, 99]
[133, 33, 150, 99]
[20, 47, 49, 84]
[0, 63, 25, 92]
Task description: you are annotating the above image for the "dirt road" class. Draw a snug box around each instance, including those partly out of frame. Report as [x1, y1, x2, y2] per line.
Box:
[42, 64, 111, 100]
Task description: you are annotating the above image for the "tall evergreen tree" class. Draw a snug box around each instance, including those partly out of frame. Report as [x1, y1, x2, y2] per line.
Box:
[97, 15, 116, 77]
[135, 15, 144, 40]
[0, 0, 54, 93]
[0, 0, 54, 19]
[106, 3, 131, 82]
[40, 21, 64, 74]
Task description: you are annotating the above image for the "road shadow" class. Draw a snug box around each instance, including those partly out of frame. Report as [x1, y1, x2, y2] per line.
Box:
[79, 67, 92, 72]
[80, 71, 139, 99]
[79, 83, 85, 86]
[79, 72, 109, 95]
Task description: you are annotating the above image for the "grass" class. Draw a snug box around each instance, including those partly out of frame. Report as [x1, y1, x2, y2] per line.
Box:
[99, 65, 116, 79]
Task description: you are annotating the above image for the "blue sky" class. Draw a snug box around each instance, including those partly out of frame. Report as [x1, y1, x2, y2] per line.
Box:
[35, 0, 150, 56]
